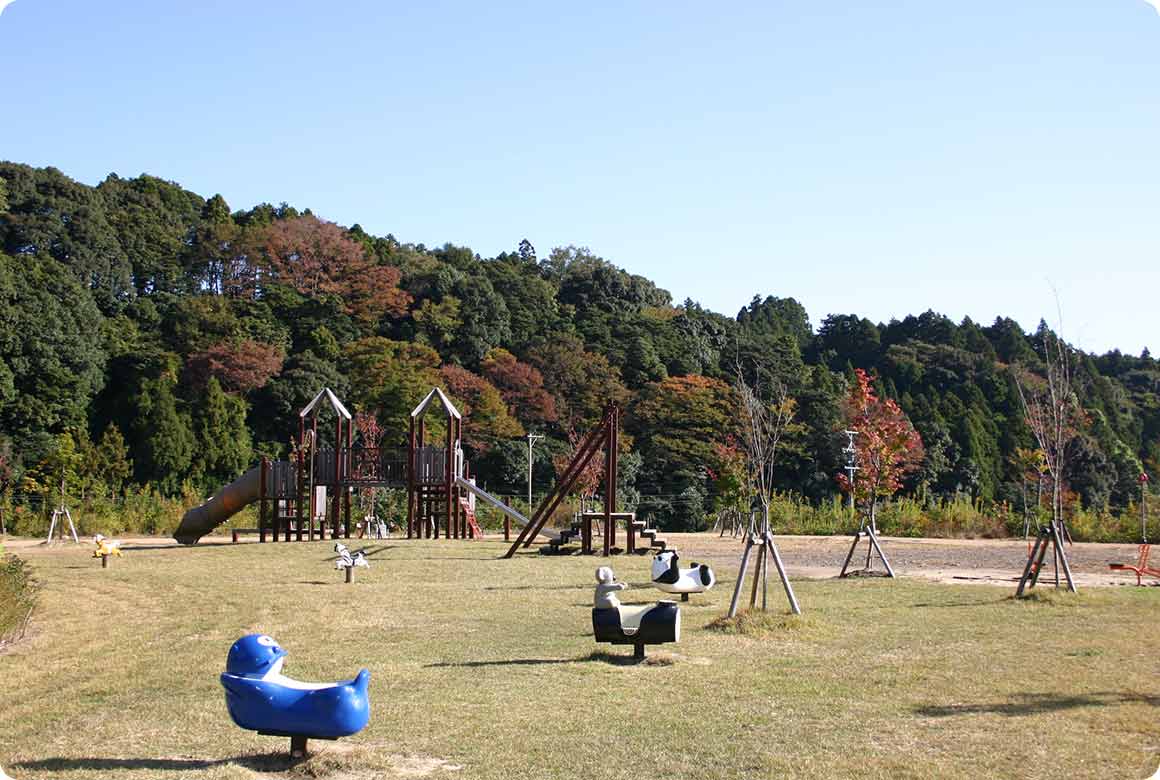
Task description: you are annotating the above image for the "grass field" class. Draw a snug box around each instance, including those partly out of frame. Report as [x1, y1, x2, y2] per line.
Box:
[1, 534, 1158, 779]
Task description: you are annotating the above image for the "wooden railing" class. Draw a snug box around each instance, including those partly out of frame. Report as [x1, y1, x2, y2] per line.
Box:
[262, 445, 453, 491]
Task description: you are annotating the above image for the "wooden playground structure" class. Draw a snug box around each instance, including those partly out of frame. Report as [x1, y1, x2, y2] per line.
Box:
[237, 388, 657, 555]
[244, 388, 475, 543]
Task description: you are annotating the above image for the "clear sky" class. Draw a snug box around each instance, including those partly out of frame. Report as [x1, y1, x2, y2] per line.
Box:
[2, 1, 1158, 355]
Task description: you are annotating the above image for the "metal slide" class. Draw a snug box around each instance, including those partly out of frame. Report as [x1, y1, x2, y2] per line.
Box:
[453, 476, 560, 542]
[174, 466, 262, 545]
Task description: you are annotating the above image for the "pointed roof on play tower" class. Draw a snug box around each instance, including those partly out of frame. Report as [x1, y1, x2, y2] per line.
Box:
[410, 387, 461, 420]
[300, 387, 352, 420]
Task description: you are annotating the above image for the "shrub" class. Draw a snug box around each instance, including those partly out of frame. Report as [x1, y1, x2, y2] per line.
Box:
[0, 553, 38, 650]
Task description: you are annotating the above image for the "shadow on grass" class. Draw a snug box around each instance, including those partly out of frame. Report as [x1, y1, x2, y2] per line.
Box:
[481, 584, 587, 591]
[16, 752, 301, 773]
[426, 651, 661, 668]
[910, 598, 1009, 609]
[322, 544, 394, 562]
[425, 658, 575, 668]
[584, 650, 656, 666]
[916, 691, 1160, 717]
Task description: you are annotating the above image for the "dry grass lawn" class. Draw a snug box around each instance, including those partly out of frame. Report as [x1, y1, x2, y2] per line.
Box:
[1, 534, 1158, 779]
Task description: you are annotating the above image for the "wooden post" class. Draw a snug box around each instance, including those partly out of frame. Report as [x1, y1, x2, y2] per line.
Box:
[310, 416, 319, 541]
[101, 554, 108, 569]
[295, 417, 305, 544]
[407, 416, 415, 539]
[866, 530, 895, 578]
[259, 457, 268, 544]
[419, 421, 427, 538]
[345, 566, 353, 584]
[610, 405, 618, 549]
[602, 408, 613, 556]
[344, 418, 352, 539]
[445, 413, 454, 540]
[1053, 522, 1077, 593]
[749, 538, 763, 608]
[839, 532, 862, 577]
[1016, 529, 1047, 597]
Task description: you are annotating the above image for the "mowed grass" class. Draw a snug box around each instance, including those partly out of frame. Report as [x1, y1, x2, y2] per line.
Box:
[1, 536, 1158, 780]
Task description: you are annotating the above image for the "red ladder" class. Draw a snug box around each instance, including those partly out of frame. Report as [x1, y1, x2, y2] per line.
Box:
[459, 498, 483, 539]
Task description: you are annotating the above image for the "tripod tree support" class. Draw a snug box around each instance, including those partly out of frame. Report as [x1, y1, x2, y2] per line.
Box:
[46, 504, 79, 544]
[839, 526, 895, 578]
[1016, 523, 1076, 597]
[728, 531, 800, 617]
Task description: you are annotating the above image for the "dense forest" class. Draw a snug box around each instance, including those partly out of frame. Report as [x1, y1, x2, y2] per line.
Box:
[1, 161, 1157, 537]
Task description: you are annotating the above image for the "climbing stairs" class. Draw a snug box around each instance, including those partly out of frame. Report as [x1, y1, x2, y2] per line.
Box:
[541, 515, 667, 555]
[542, 517, 586, 555]
[631, 518, 667, 554]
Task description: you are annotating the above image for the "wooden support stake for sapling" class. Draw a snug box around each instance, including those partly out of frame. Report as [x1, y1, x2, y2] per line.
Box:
[727, 535, 755, 617]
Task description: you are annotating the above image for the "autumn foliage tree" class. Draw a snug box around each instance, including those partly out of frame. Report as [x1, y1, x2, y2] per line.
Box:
[836, 369, 924, 528]
[480, 348, 558, 428]
[186, 339, 285, 393]
[438, 365, 524, 452]
[258, 216, 410, 325]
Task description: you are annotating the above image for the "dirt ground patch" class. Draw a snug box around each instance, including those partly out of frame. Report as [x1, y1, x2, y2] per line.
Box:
[644, 532, 1154, 588]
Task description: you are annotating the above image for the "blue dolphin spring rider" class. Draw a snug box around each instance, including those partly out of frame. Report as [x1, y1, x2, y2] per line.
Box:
[220, 634, 370, 757]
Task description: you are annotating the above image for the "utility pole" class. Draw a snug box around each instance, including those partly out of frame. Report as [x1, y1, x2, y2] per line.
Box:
[526, 432, 544, 513]
[842, 430, 859, 513]
[1140, 472, 1150, 543]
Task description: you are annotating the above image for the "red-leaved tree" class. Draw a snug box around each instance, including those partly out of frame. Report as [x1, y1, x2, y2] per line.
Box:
[258, 216, 410, 324]
[479, 348, 558, 427]
[186, 339, 285, 393]
[836, 369, 924, 528]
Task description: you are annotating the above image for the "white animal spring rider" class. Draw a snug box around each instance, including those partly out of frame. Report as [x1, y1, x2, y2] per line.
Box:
[334, 543, 369, 583]
[591, 566, 680, 661]
[650, 549, 715, 601]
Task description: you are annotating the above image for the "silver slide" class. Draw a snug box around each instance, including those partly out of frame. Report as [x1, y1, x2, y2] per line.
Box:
[454, 477, 560, 542]
[174, 466, 262, 545]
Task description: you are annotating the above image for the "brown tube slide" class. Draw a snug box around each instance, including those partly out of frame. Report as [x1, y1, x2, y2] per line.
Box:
[173, 466, 262, 545]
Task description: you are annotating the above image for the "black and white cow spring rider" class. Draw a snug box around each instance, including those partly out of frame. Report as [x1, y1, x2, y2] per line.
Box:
[650, 549, 715, 601]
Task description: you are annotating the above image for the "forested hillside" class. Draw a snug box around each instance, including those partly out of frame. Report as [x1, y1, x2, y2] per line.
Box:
[1, 161, 1157, 535]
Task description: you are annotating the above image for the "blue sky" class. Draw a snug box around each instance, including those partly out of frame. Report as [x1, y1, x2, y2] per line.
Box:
[2, 1, 1158, 354]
